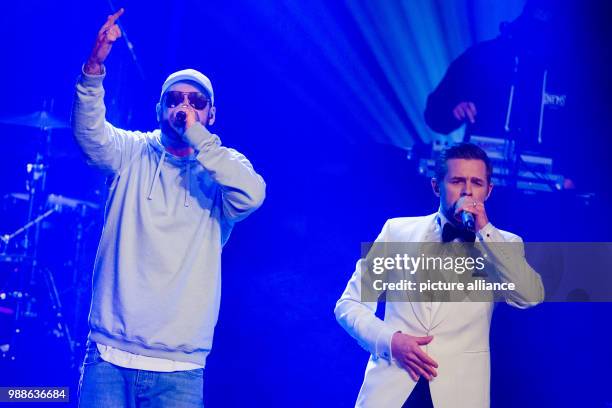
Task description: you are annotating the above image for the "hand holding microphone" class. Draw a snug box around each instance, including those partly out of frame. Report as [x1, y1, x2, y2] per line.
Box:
[454, 196, 489, 232]
[175, 111, 187, 126]
[173, 109, 197, 134]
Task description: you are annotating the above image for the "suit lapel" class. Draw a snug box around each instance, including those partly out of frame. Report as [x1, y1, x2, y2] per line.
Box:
[403, 213, 465, 331]
[402, 213, 440, 331]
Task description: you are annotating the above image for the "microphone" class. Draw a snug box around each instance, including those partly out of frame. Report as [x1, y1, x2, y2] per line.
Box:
[175, 111, 187, 126]
[461, 211, 475, 231]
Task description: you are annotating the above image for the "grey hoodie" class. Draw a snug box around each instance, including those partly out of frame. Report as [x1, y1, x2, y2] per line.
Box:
[72, 68, 265, 365]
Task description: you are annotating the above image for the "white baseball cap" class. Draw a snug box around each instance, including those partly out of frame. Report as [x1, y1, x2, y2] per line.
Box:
[160, 69, 214, 106]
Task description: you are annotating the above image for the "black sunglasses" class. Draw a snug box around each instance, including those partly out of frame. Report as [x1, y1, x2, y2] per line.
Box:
[164, 91, 210, 110]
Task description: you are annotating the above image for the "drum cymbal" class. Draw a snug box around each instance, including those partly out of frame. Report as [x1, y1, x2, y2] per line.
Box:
[3, 193, 29, 202]
[1, 193, 99, 211]
[47, 194, 100, 211]
[0, 110, 69, 130]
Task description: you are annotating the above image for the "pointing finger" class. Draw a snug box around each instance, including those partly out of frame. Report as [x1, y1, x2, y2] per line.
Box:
[108, 8, 125, 24]
[99, 9, 124, 32]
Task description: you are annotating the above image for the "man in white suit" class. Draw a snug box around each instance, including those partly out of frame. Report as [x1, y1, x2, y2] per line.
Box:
[335, 142, 544, 408]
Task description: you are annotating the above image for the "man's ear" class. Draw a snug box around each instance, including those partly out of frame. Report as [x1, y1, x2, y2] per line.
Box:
[156, 103, 162, 123]
[485, 182, 494, 201]
[431, 178, 441, 197]
[207, 106, 216, 126]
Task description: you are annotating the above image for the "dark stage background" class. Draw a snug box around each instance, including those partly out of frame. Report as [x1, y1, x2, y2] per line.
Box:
[0, 1, 611, 407]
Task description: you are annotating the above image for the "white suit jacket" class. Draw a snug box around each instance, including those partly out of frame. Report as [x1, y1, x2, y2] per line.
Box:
[334, 213, 544, 408]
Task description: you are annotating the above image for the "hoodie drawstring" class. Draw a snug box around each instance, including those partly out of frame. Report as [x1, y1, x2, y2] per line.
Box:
[147, 150, 166, 200]
[184, 162, 191, 207]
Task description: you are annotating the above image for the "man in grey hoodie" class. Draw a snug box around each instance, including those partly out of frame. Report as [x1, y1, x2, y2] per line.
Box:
[74, 9, 266, 407]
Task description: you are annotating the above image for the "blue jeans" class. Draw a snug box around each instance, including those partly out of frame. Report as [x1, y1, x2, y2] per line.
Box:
[78, 343, 204, 408]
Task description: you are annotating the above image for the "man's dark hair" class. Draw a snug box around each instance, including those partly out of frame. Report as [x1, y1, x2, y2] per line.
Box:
[434, 142, 493, 183]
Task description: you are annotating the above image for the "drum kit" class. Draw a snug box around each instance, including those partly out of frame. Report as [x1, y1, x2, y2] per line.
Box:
[0, 107, 101, 370]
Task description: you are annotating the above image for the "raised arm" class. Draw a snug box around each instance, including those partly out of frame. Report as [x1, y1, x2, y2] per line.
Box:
[84, 8, 124, 76]
[71, 9, 140, 173]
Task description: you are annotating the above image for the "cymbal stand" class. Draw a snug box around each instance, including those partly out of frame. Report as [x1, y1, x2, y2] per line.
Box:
[42, 263, 76, 368]
[1, 109, 73, 363]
